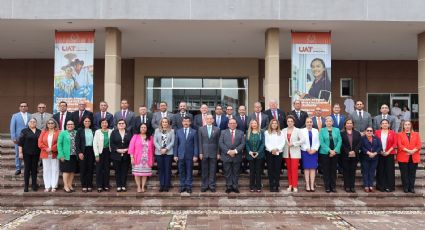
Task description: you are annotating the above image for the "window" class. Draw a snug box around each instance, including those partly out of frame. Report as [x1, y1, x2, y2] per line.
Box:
[340, 78, 353, 97]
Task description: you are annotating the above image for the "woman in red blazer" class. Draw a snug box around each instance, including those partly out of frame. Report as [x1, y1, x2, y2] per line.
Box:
[397, 120, 422, 193]
[374, 119, 397, 192]
[38, 118, 61, 192]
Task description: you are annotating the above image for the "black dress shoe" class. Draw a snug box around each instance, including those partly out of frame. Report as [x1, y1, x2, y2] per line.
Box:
[187, 188, 192, 194]
[180, 188, 186, 193]
[159, 187, 164, 192]
[350, 188, 356, 193]
[344, 188, 350, 193]
[97, 188, 102, 193]
[233, 188, 240, 193]
[210, 188, 216, 193]
[201, 188, 207, 192]
[331, 188, 337, 193]
[409, 189, 415, 193]
[24, 187, 29, 192]
[32, 185, 39, 191]
[225, 188, 232, 194]
[15, 170, 21, 176]
[403, 189, 409, 193]
[325, 189, 331, 193]
[164, 187, 169, 192]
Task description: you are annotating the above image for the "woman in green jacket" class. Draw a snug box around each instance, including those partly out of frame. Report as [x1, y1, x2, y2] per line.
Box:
[319, 116, 342, 193]
[57, 120, 78, 193]
[246, 119, 265, 192]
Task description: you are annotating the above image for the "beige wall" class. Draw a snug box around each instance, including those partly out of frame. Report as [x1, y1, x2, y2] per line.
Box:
[134, 58, 259, 113]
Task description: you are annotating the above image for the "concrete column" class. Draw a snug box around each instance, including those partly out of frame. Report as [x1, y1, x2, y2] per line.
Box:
[104, 27, 122, 113]
[264, 28, 280, 109]
[418, 32, 425, 141]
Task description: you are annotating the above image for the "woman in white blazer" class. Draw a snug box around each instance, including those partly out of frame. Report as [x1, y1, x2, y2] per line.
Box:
[300, 117, 320, 192]
[264, 119, 285, 192]
[282, 115, 303, 192]
[93, 118, 113, 192]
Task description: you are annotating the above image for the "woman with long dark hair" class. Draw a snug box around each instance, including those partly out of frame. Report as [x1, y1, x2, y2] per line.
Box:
[340, 119, 361, 193]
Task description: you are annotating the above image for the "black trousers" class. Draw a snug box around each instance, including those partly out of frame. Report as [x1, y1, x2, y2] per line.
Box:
[223, 160, 241, 189]
[79, 146, 95, 188]
[23, 154, 39, 188]
[266, 151, 281, 189]
[342, 156, 357, 189]
[249, 158, 264, 190]
[96, 148, 110, 189]
[114, 158, 130, 188]
[399, 156, 417, 191]
[376, 154, 395, 191]
[320, 154, 338, 190]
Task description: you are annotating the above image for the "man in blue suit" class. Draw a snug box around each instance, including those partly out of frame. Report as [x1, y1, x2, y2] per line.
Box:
[10, 102, 31, 175]
[174, 116, 199, 193]
[312, 106, 326, 130]
[331, 103, 346, 130]
[213, 104, 228, 130]
[93, 101, 114, 130]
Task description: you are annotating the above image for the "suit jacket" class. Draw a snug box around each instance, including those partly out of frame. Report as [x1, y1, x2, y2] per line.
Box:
[264, 109, 286, 129]
[133, 114, 154, 135]
[213, 114, 228, 130]
[153, 129, 175, 155]
[219, 129, 245, 163]
[72, 110, 94, 129]
[373, 114, 396, 131]
[128, 135, 154, 167]
[397, 131, 422, 163]
[289, 110, 309, 128]
[109, 129, 132, 161]
[173, 127, 199, 159]
[31, 112, 53, 130]
[193, 113, 208, 130]
[374, 129, 397, 154]
[151, 111, 173, 130]
[299, 128, 320, 152]
[340, 130, 362, 159]
[52, 112, 73, 131]
[172, 112, 193, 130]
[245, 132, 265, 160]
[248, 112, 269, 130]
[10, 112, 31, 141]
[198, 125, 221, 158]
[331, 114, 346, 130]
[312, 116, 326, 130]
[360, 135, 383, 160]
[75, 127, 95, 154]
[93, 129, 112, 157]
[282, 128, 303, 159]
[235, 114, 249, 134]
[349, 110, 373, 132]
[93, 111, 114, 130]
[114, 110, 135, 132]
[319, 127, 342, 154]
[57, 130, 77, 160]
[38, 129, 60, 159]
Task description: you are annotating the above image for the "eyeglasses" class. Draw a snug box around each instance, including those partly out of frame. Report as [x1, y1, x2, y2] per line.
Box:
[67, 124, 74, 126]
[366, 130, 373, 132]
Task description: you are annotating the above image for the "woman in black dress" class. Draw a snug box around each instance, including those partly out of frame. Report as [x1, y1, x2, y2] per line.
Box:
[110, 119, 132, 192]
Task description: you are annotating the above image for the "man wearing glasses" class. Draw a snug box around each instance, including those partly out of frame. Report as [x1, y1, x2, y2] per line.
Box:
[31, 103, 52, 130]
[10, 102, 31, 175]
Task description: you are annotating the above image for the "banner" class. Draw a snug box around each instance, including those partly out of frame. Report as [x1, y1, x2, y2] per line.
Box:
[53, 31, 94, 113]
[291, 32, 331, 116]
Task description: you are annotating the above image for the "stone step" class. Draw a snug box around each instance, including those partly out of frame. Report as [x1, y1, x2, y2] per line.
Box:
[0, 188, 424, 211]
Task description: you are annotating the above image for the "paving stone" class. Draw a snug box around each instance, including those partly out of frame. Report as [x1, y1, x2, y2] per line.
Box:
[339, 213, 425, 230]
[0, 213, 23, 227]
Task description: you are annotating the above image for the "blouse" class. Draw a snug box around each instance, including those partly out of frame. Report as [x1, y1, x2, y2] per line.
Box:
[102, 131, 109, 148]
[84, 128, 93, 147]
[264, 131, 285, 152]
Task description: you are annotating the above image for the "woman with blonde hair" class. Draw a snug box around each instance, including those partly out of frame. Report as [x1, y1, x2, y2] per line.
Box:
[38, 118, 60, 192]
[300, 117, 320, 192]
[246, 119, 265, 192]
[282, 115, 303, 192]
[264, 119, 284, 192]
[153, 117, 175, 192]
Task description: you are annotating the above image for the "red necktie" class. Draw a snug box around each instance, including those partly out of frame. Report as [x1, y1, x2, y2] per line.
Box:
[59, 113, 64, 130]
[231, 130, 235, 144]
[79, 111, 83, 122]
[273, 111, 277, 120]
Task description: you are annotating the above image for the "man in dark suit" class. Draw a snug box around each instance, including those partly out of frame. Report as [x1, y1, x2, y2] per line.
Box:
[289, 100, 309, 128]
[114, 99, 135, 132]
[151, 101, 173, 130]
[173, 117, 198, 194]
[349, 100, 373, 135]
[198, 114, 221, 192]
[193, 104, 209, 130]
[93, 101, 114, 130]
[264, 99, 286, 129]
[219, 118, 246, 193]
[172, 101, 193, 130]
[133, 105, 153, 134]
[248, 102, 269, 130]
[213, 104, 228, 130]
[331, 103, 346, 130]
[373, 104, 396, 131]
[225, 105, 234, 120]
[72, 101, 94, 129]
[312, 106, 326, 130]
[235, 105, 249, 134]
[53, 101, 73, 131]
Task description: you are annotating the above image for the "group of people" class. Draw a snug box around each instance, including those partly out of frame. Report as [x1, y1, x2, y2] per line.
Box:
[10, 98, 421, 194]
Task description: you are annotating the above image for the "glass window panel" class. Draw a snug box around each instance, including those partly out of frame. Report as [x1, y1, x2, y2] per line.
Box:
[173, 78, 202, 88]
[222, 78, 247, 88]
[221, 89, 247, 111]
[146, 78, 154, 88]
[368, 94, 390, 117]
[203, 79, 220, 88]
[150, 77, 172, 88]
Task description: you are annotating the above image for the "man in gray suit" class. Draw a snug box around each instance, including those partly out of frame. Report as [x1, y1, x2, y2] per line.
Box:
[113, 99, 135, 132]
[349, 100, 373, 135]
[172, 101, 193, 130]
[198, 115, 221, 193]
[248, 102, 269, 130]
[31, 103, 52, 130]
[373, 104, 396, 131]
[219, 118, 246, 193]
[151, 101, 174, 130]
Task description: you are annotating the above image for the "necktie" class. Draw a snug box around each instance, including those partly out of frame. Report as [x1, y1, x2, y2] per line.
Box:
[181, 113, 185, 118]
[383, 115, 387, 120]
[217, 116, 221, 127]
[207, 126, 212, 138]
[162, 112, 166, 118]
[231, 129, 235, 144]
[59, 113, 64, 130]
[242, 115, 245, 123]
[358, 111, 362, 119]
[40, 113, 44, 125]
[122, 110, 126, 119]
[79, 111, 83, 122]
[184, 128, 188, 139]
[101, 112, 105, 119]
[273, 110, 277, 120]
[336, 114, 339, 127]
[297, 111, 300, 119]
[202, 114, 206, 126]
[23, 113, 28, 125]
[317, 117, 322, 130]
[142, 116, 145, 124]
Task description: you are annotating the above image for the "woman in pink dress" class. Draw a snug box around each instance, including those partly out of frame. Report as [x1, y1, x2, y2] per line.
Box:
[129, 123, 154, 193]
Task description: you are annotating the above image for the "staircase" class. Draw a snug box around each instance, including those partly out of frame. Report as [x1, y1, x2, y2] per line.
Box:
[1, 134, 425, 211]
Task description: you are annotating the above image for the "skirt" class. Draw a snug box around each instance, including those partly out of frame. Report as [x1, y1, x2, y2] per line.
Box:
[60, 155, 78, 173]
[301, 150, 318, 169]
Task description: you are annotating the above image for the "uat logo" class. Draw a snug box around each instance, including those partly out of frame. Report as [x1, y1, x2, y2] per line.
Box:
[61, 46, 76, 51]
[298, 46, 313, 53]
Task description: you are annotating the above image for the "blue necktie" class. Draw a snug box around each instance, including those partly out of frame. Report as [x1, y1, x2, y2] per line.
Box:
[184, 128, 188, 139]
[207, 126, 212, 138]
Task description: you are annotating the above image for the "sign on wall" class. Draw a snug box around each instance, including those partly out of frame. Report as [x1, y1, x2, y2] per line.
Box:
[291, 32, 332, 116]
[53, 31, 94, 113]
